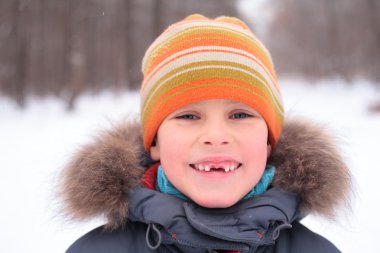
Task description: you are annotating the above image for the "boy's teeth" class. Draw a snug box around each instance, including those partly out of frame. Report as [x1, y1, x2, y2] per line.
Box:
[193, 162, 240, 172]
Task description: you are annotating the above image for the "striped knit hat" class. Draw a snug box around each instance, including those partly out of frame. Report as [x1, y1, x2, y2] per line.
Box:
[140, 14, 283, 151]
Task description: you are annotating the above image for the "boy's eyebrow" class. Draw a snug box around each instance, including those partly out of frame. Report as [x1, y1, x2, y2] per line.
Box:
[227, 100, 241, 105]
[226, 100, 250, 108]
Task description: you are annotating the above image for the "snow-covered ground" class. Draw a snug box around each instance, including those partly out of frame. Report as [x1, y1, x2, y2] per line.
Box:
[1, 79, 379, 253]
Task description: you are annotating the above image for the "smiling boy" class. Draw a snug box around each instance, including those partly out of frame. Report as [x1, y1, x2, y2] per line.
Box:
[60, 14, 351, 253]
[150, 99, 271, 208]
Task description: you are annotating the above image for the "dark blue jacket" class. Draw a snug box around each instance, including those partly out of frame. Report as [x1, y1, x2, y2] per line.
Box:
[67, 187, 340, 253]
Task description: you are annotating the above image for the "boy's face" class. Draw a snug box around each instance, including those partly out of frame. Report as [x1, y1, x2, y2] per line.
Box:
[150, 99, 271, 208]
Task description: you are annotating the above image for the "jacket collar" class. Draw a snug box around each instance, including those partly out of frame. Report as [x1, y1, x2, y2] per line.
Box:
[128, 185, 298, 252]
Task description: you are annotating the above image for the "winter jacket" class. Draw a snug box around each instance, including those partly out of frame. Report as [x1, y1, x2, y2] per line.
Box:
[60, 119, 351, 253]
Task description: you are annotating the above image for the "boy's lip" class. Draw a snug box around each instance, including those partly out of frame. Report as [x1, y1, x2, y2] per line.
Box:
[189, 156, 242, 173]
[191, 156, 240, 163]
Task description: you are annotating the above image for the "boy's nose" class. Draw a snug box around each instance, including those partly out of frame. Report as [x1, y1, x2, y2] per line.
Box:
[198, 123, 233, 146]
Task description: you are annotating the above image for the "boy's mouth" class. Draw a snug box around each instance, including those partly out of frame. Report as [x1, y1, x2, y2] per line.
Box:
[189, 161, 242, 173]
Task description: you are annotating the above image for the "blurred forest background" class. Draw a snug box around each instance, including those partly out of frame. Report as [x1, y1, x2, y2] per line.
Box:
[1, 0, 379, 109]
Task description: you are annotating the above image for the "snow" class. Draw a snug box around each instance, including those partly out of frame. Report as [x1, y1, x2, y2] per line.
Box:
[1, 79, 379, 252]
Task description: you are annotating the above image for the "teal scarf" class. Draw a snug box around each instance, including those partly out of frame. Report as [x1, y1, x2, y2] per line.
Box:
[157, 164, 276, 201]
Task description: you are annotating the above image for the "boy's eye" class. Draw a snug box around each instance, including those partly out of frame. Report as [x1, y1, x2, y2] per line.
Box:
[230, 112, 253, 119]
[175, 114, 199, 120]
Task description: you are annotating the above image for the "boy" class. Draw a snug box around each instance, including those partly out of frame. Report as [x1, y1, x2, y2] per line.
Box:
[60, 14, 351, 252]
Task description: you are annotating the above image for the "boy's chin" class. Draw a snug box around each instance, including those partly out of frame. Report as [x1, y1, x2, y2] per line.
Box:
[191, 195, 241, 208]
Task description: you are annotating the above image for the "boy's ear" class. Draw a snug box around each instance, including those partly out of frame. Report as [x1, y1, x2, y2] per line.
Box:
[267, 143, 272, 158]
[150, 138, 160, 161]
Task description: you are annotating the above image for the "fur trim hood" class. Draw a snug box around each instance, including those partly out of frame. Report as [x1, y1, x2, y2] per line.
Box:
[59, 118, 351, 229]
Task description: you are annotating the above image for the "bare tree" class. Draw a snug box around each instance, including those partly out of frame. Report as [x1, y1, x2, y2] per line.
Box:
[0, 0, 239, 108]
[266, 0, 380, 82]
